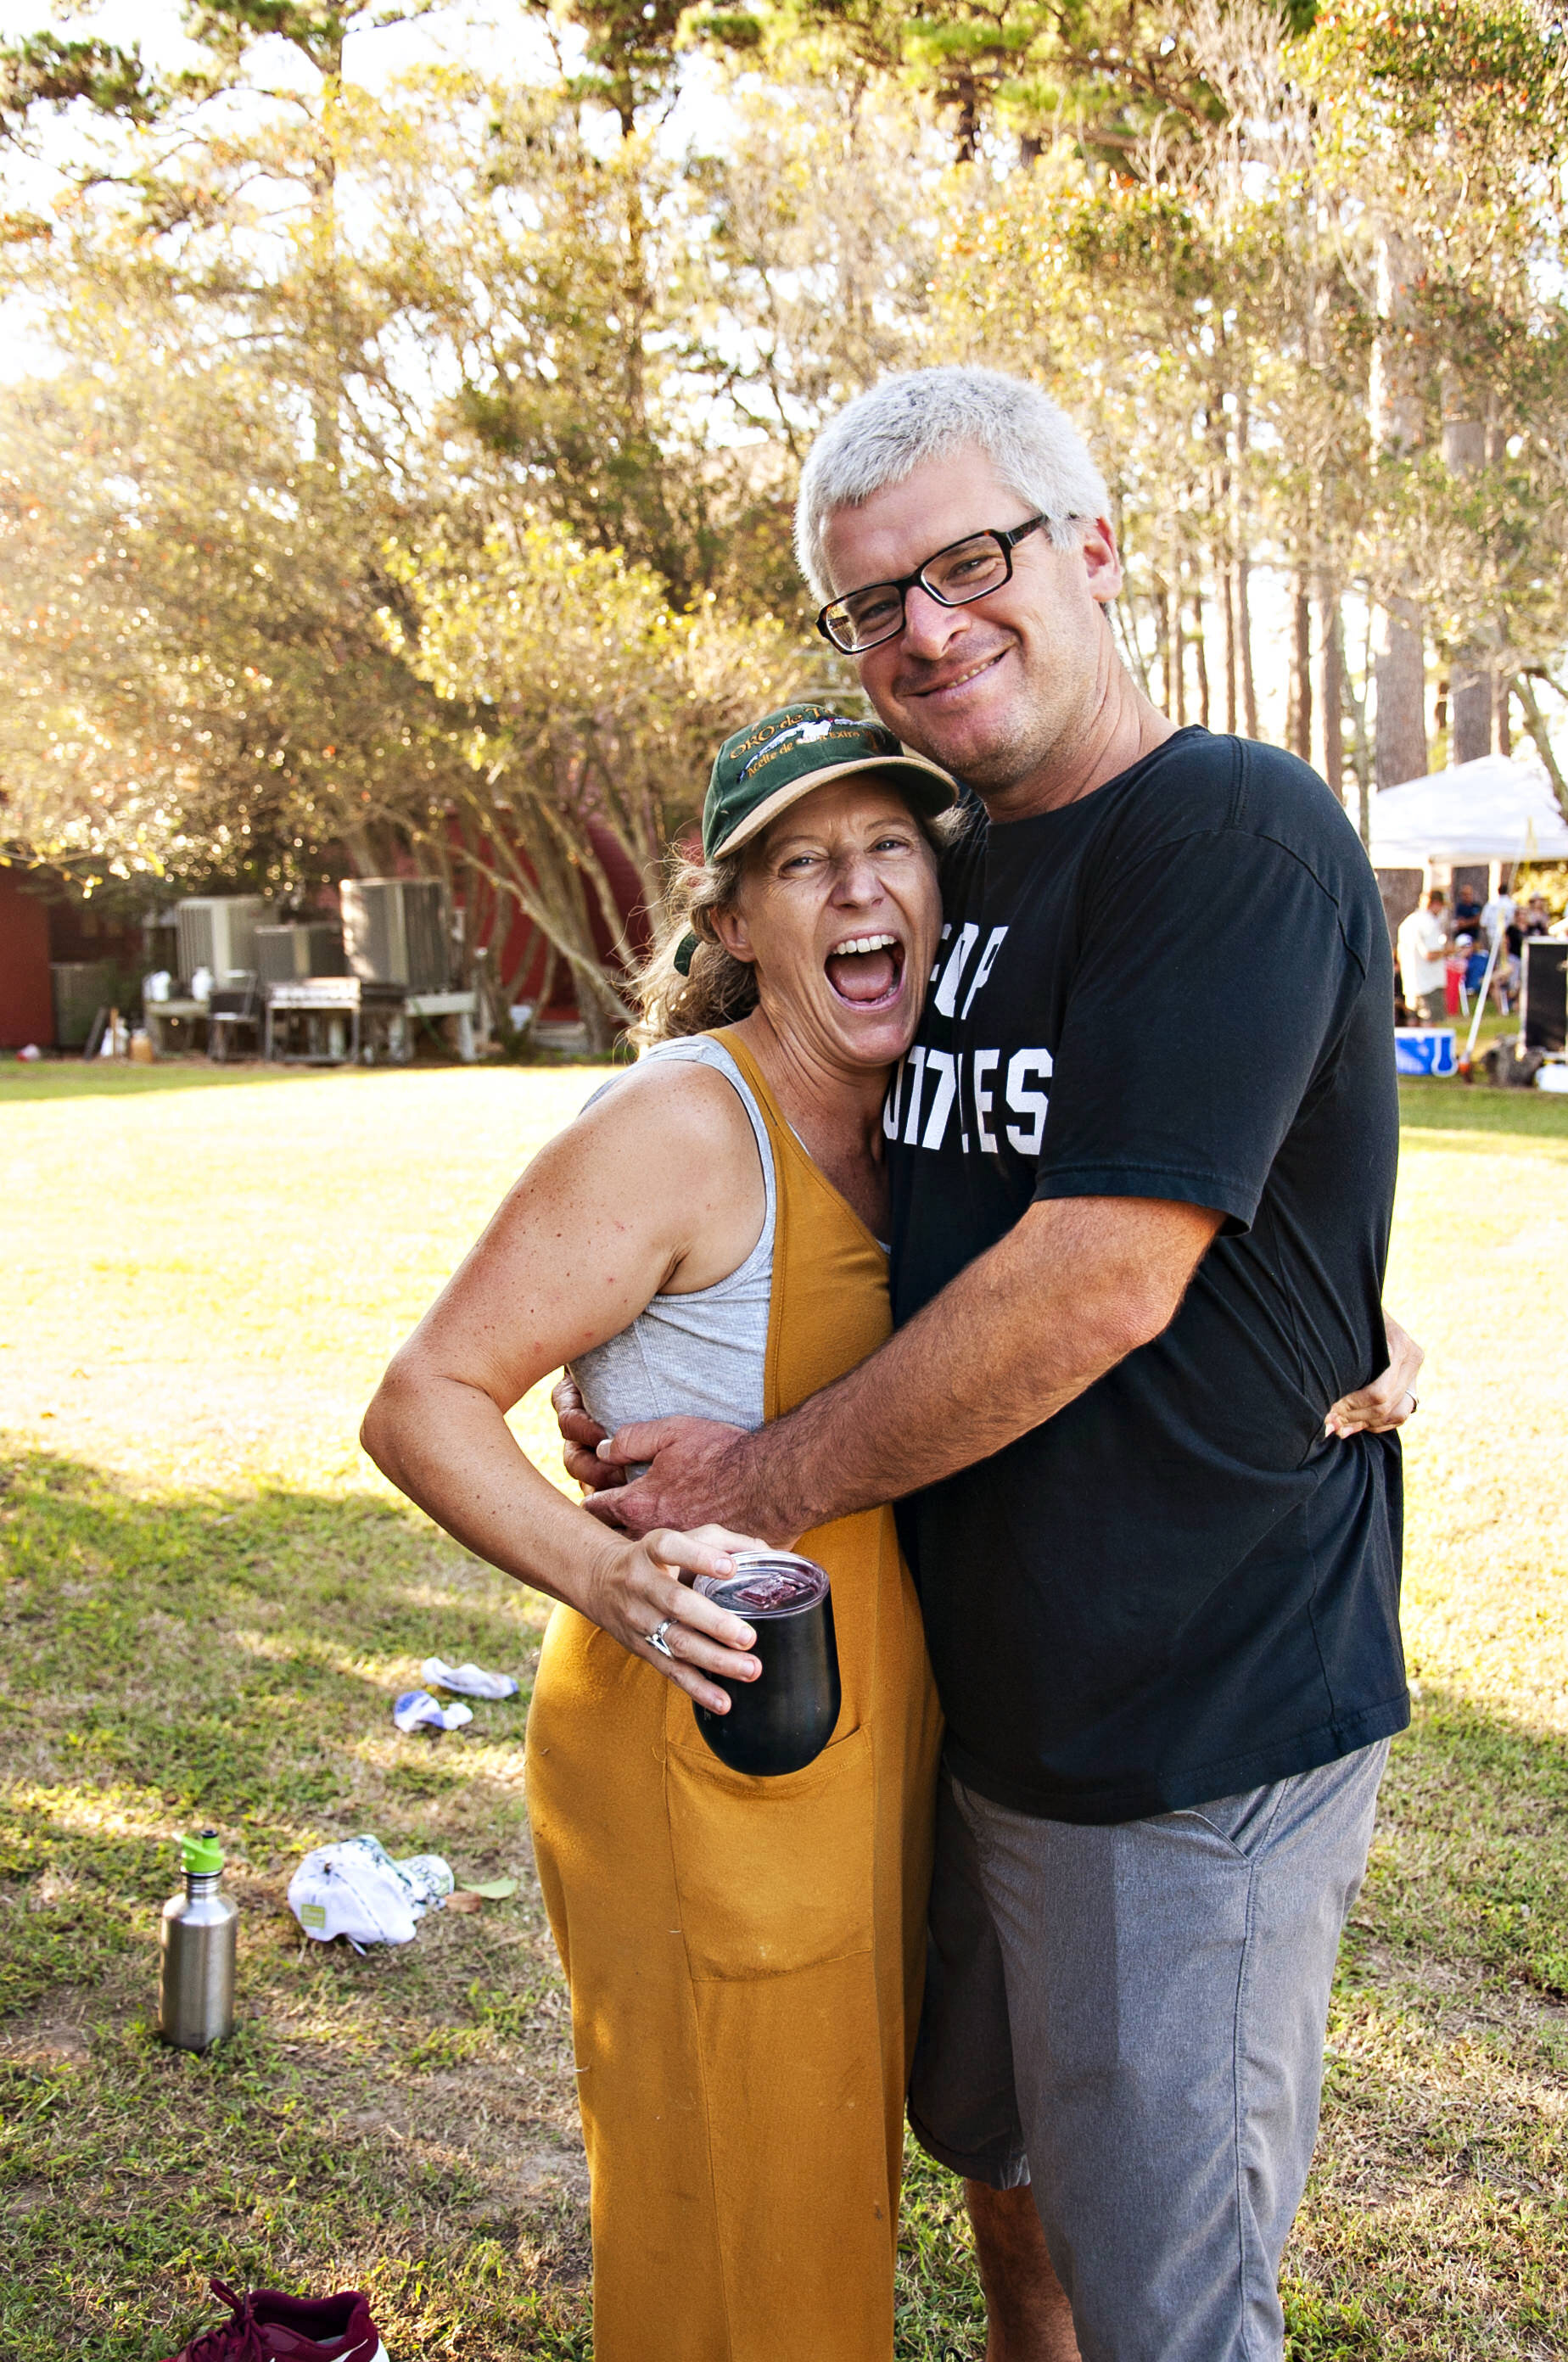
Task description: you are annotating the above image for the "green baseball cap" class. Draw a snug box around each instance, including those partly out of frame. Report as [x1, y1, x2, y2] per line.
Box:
[701, 703, 956, 860]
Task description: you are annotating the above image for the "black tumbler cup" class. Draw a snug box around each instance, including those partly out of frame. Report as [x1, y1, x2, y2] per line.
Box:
[692, 1553, 841, 1777]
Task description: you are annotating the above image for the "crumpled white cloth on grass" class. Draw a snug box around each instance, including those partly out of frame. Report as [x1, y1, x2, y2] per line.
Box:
[393, 1688, 473, 1733]
[422, 1656, 519, 1700]
[288, 1834, 454, 1948]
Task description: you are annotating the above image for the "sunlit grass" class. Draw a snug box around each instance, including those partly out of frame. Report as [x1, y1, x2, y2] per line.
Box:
[2, 1061, 1565, 2355]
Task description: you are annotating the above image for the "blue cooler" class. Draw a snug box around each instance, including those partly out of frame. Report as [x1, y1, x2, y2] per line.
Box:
[1394, 1027, 1456, 1077]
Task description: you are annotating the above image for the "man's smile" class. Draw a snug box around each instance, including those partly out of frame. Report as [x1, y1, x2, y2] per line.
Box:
[898, 641, 1013, 705]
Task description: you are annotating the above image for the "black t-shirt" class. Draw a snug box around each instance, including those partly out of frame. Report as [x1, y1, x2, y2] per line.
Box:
[888, 728, 1408, 1823]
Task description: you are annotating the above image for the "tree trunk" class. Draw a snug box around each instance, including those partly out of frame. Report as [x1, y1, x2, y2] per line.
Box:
[1375, 598, 1427, 786]
[1375, 600, 1427, 786]
[1448, 663, 1491, 762]
[1288, 573, 1313, 762]
[1370, 227, 1427, 787]
[1233, 400, 1259, 739]
[1345, 602, 1375, 848]
[1210, 415, 1235, 737]
[1156, 577, 1172, 717]
[1111, 594, 1152, 699]
[1512, 674, 1568, 824]
[1317, 576, 1345, 800]
[952, 70, 979, 164]
[1232, 560, 1254, 736]
[1172, 579, 1186, 728]
[1190, 576, 1209, 730]
[306, 42, 344, 475]
[1442, 395, 1491, 763]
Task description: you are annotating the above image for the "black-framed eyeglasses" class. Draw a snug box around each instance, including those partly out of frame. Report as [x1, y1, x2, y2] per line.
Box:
[815, 515, 1065, 655]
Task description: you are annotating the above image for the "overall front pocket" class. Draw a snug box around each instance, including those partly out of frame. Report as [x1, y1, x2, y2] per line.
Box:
[664, 1722, 876, 1980]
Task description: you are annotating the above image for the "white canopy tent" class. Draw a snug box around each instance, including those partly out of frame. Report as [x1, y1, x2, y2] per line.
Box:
[1368, 755, 1568, 869]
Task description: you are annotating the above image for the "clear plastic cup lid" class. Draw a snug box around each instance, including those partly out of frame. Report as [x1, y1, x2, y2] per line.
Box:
[696, 1552, 830, 1616]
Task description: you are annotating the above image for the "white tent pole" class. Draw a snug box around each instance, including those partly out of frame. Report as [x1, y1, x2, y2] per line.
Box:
[1464, 927, 1504, 1061]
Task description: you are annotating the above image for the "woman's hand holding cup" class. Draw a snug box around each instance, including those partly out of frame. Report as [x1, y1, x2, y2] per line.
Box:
[581, 1524, 766, 1714]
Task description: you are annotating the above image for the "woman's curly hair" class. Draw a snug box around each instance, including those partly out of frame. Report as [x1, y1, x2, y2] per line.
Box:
[630, 844, 755, 1051]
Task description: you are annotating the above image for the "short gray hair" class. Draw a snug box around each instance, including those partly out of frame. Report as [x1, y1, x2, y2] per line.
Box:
[795, 367, 1111, 603]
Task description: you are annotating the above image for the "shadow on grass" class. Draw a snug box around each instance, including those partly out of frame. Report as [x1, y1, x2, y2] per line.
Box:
[1360, 1683, 1568, 2000]
[0, 1443, 591, 2359]
[0, 1444, 552, 2012]
[3, 1447, 1565, 2359]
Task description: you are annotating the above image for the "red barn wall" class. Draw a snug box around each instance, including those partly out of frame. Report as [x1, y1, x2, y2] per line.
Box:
[449, 820, 652, 1024]
[0, 875, 54, 1048]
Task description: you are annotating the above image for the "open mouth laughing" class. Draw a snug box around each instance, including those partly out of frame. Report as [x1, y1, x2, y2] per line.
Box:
[825, 931, 906, 1010]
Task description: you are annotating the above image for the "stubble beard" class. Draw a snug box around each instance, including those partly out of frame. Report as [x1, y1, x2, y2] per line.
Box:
[913, 676, 1078, 803]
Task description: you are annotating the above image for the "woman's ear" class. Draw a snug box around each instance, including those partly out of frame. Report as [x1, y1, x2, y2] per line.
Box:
[711, 905, 757, 966]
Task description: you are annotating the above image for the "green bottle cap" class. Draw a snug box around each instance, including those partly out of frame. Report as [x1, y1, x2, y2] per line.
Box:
[181, 1829, 224, 1877]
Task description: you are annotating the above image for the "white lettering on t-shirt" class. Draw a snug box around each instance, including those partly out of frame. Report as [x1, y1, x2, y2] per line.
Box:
[882, 1056, 904, 1141]
[972, 1047, 1000, 1151]
[1004, 1048, 1054, 1155]
[932, 923, 979, 1016]
[901, 1044, 929, 1145]
[921, 1049, 958, 1149]
[960, 926, 1010, 1019]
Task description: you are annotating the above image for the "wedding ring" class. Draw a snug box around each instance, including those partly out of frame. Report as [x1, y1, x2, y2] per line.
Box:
[647, 1619, 675, 1658]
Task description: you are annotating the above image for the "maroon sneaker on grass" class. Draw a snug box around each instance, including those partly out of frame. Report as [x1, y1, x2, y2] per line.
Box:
[161, 2279, 389, 2362]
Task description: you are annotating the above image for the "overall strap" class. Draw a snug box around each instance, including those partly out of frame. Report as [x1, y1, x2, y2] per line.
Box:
[713, 1027, 892, 1424]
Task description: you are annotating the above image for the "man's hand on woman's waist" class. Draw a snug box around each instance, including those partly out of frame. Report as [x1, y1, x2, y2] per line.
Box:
[554, 1375, 785, 1540]
[585, 1416, 777, 1542]
[553, 1290, 1431, 1544]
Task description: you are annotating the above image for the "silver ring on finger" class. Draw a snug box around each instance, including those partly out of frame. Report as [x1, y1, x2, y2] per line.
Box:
[647, 1618, 675, 1659]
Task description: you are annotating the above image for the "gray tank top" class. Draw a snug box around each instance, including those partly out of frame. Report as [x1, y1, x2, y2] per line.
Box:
[568, 1034, 775, 1444]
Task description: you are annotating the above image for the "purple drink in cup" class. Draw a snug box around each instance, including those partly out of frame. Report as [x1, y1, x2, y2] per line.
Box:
[693, 1552, 840, 1776]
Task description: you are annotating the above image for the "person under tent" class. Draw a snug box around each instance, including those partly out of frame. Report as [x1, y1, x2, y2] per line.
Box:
[1397, 887, 1450, 1025]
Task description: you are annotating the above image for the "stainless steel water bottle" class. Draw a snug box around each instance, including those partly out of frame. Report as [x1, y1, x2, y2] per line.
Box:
[160, 1829, 238, 2051]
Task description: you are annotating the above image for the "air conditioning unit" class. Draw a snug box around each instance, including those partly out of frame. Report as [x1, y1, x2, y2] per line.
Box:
[255, 923, 349, 987]
[340, 879, 449, 993]
[50, 961, 115, 1049]
[175, 896, 272, 988]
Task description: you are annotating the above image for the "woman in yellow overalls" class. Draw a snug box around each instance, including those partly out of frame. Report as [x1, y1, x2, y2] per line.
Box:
[362, 705, 955, 2359]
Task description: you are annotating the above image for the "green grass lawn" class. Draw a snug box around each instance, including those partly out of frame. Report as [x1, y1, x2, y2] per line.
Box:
[2, 1058, 1566, 2357]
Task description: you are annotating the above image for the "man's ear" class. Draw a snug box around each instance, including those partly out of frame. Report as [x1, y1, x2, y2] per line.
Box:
[1082, 516, 1124, 605]
[712, 906, 758, 966]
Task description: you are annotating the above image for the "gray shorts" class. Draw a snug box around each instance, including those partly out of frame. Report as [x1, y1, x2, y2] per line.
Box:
[908, 1741, 1388, 2362]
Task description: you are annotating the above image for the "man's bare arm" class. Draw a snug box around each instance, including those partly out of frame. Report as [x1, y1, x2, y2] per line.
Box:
[591, 1194, 1223, 1542]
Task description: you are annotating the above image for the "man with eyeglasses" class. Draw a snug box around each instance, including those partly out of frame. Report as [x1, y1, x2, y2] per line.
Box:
[563, 366, 1417, 2360]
